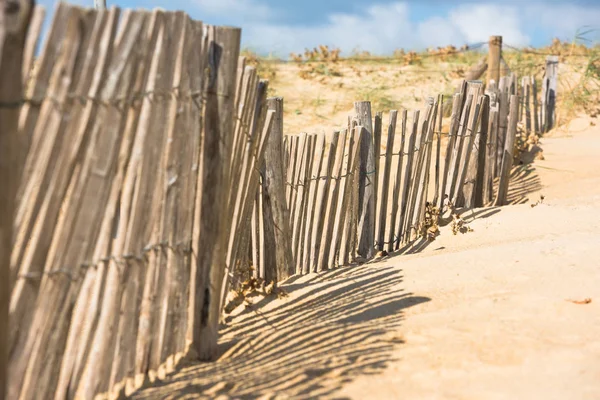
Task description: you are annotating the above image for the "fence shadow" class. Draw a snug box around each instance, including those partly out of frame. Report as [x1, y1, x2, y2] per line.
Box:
[506, 163, 543, 205]
[131, 264, 430, 399]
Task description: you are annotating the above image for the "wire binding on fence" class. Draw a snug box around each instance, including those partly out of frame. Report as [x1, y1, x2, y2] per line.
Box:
[16, 239, 194, 282]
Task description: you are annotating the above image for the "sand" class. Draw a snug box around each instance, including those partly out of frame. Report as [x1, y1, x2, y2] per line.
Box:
[131, 118, 600, 399]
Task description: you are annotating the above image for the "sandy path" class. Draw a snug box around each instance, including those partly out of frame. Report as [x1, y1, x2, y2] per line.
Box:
[131, 119, 600, 399]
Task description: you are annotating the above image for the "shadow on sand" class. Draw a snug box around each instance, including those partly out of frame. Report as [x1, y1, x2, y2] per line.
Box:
[131, 264, 430, 399]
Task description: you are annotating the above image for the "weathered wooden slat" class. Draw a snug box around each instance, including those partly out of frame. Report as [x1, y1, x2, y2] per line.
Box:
[462, 94, 489, 208]
[432, 94, 443, 207]
[354, 102, 375, 260]
[540, 56, 558, 133]
[473, 95, 490, 208]
[454, 95, 484, 208]
[438, 94, 462, 210]
[1, 1, 35, 397]
[406, 99, 435, 242]
[387, 110, 407, 253]
[310, 131, 339, 272]
[446, 94, 473, 204]
[294, 134, 316, 274]
[453, 81, 483, 206]
[331, 127, 356, 267]
[495, 94, 519, 206]
[333, 126, 362, 267]
[376, 110, 397, 252]
[484, 105, 499, 205]
[318, 130, 347, 271]
[21, 5, 45, 84]
[396, 110, 419, 249]
[372, 111, 382, 244]
[301, 133, 326, 274]
[261, 97, 295, 282]
[532, 76, 540, 135]
[496, 89, 510, 177]
[291, 133, 311, 271]
[191, 24, 241, 361]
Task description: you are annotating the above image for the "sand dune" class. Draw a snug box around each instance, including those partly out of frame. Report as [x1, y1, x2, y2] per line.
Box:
[131, 117, 600, 399]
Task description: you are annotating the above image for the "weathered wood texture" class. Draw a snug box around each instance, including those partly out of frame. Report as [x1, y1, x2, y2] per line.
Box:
[487, 36, 502, 85]
[8, 5, 272, 399]
[1, 1, 34, 399]
[541, 56, 558, 133]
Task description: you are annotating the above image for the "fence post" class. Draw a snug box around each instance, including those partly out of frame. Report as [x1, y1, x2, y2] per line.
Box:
[354, 101, 375, 260]
[487, 36, 502, 86]
[495, 94, 519, 206]
[94, 0, 106, 9]
[261, 97, 295, 283]
[0, 1, 33, 399]
[541, 55, 558, 133]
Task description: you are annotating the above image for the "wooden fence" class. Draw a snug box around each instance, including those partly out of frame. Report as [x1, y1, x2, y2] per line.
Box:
[7, 3, 277, 399]
[3, 5, 560, 398]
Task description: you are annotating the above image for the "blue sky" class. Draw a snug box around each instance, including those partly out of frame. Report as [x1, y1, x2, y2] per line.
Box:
[38, 0, 600, 57]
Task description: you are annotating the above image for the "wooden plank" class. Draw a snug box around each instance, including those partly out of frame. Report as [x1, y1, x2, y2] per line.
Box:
[301, 133, 326, 274]
[495, 94, 519, 206]
[438, 94, 462, 210]
[532, 76, 540, 135]
[318, 130, 347, 271]
[387, 110, 407, 253]
[22, 5, 45, 83]
[338, 120, 359, 265]
[354, 101, 375, 260]
[453, 82, 484, 206]
[542, 56, 559, 133]
[15, 3, 70, 216]
[332, 126, 362, 267]
[465, 55, 487, 81]
[396, 110, 419, 248]
[261, 97, 295, 282]
[0, 1, 34, 398]
[376, 110, 397, 251]
[288, 133, 306, 237]
[473, 95, 491, 208]
[294, 134, 316, 274]
[405, 100, 435, 243]
[191, 24, 241, 361]
[372, 111, 382, 243]
[496, 89, 510, 177]
[455, 95, 485, 208]
[310, 131, 339, 272]
[484, 105, 499, 205]
[331, 127, 355, 267]
[432, 95, 443, 207]
[285, 135, 299, 208]
[445, 93, 473, 207]
[524, 76, 532, 136]
[291, 133, 311, 271]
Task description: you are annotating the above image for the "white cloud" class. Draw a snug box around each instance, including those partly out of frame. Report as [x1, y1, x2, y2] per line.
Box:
[238, 1, 600, 58]
[448, 4, 530, 47]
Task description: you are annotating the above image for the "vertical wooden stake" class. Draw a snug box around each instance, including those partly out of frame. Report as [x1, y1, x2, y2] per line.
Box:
[261, 97, 294, 283]
[0, 2, 33, 399]
[541, 55, 558, 133]
[495, 94, 519, 206]
[354, 101, 375, 260]
[487, 36, 502, 86]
